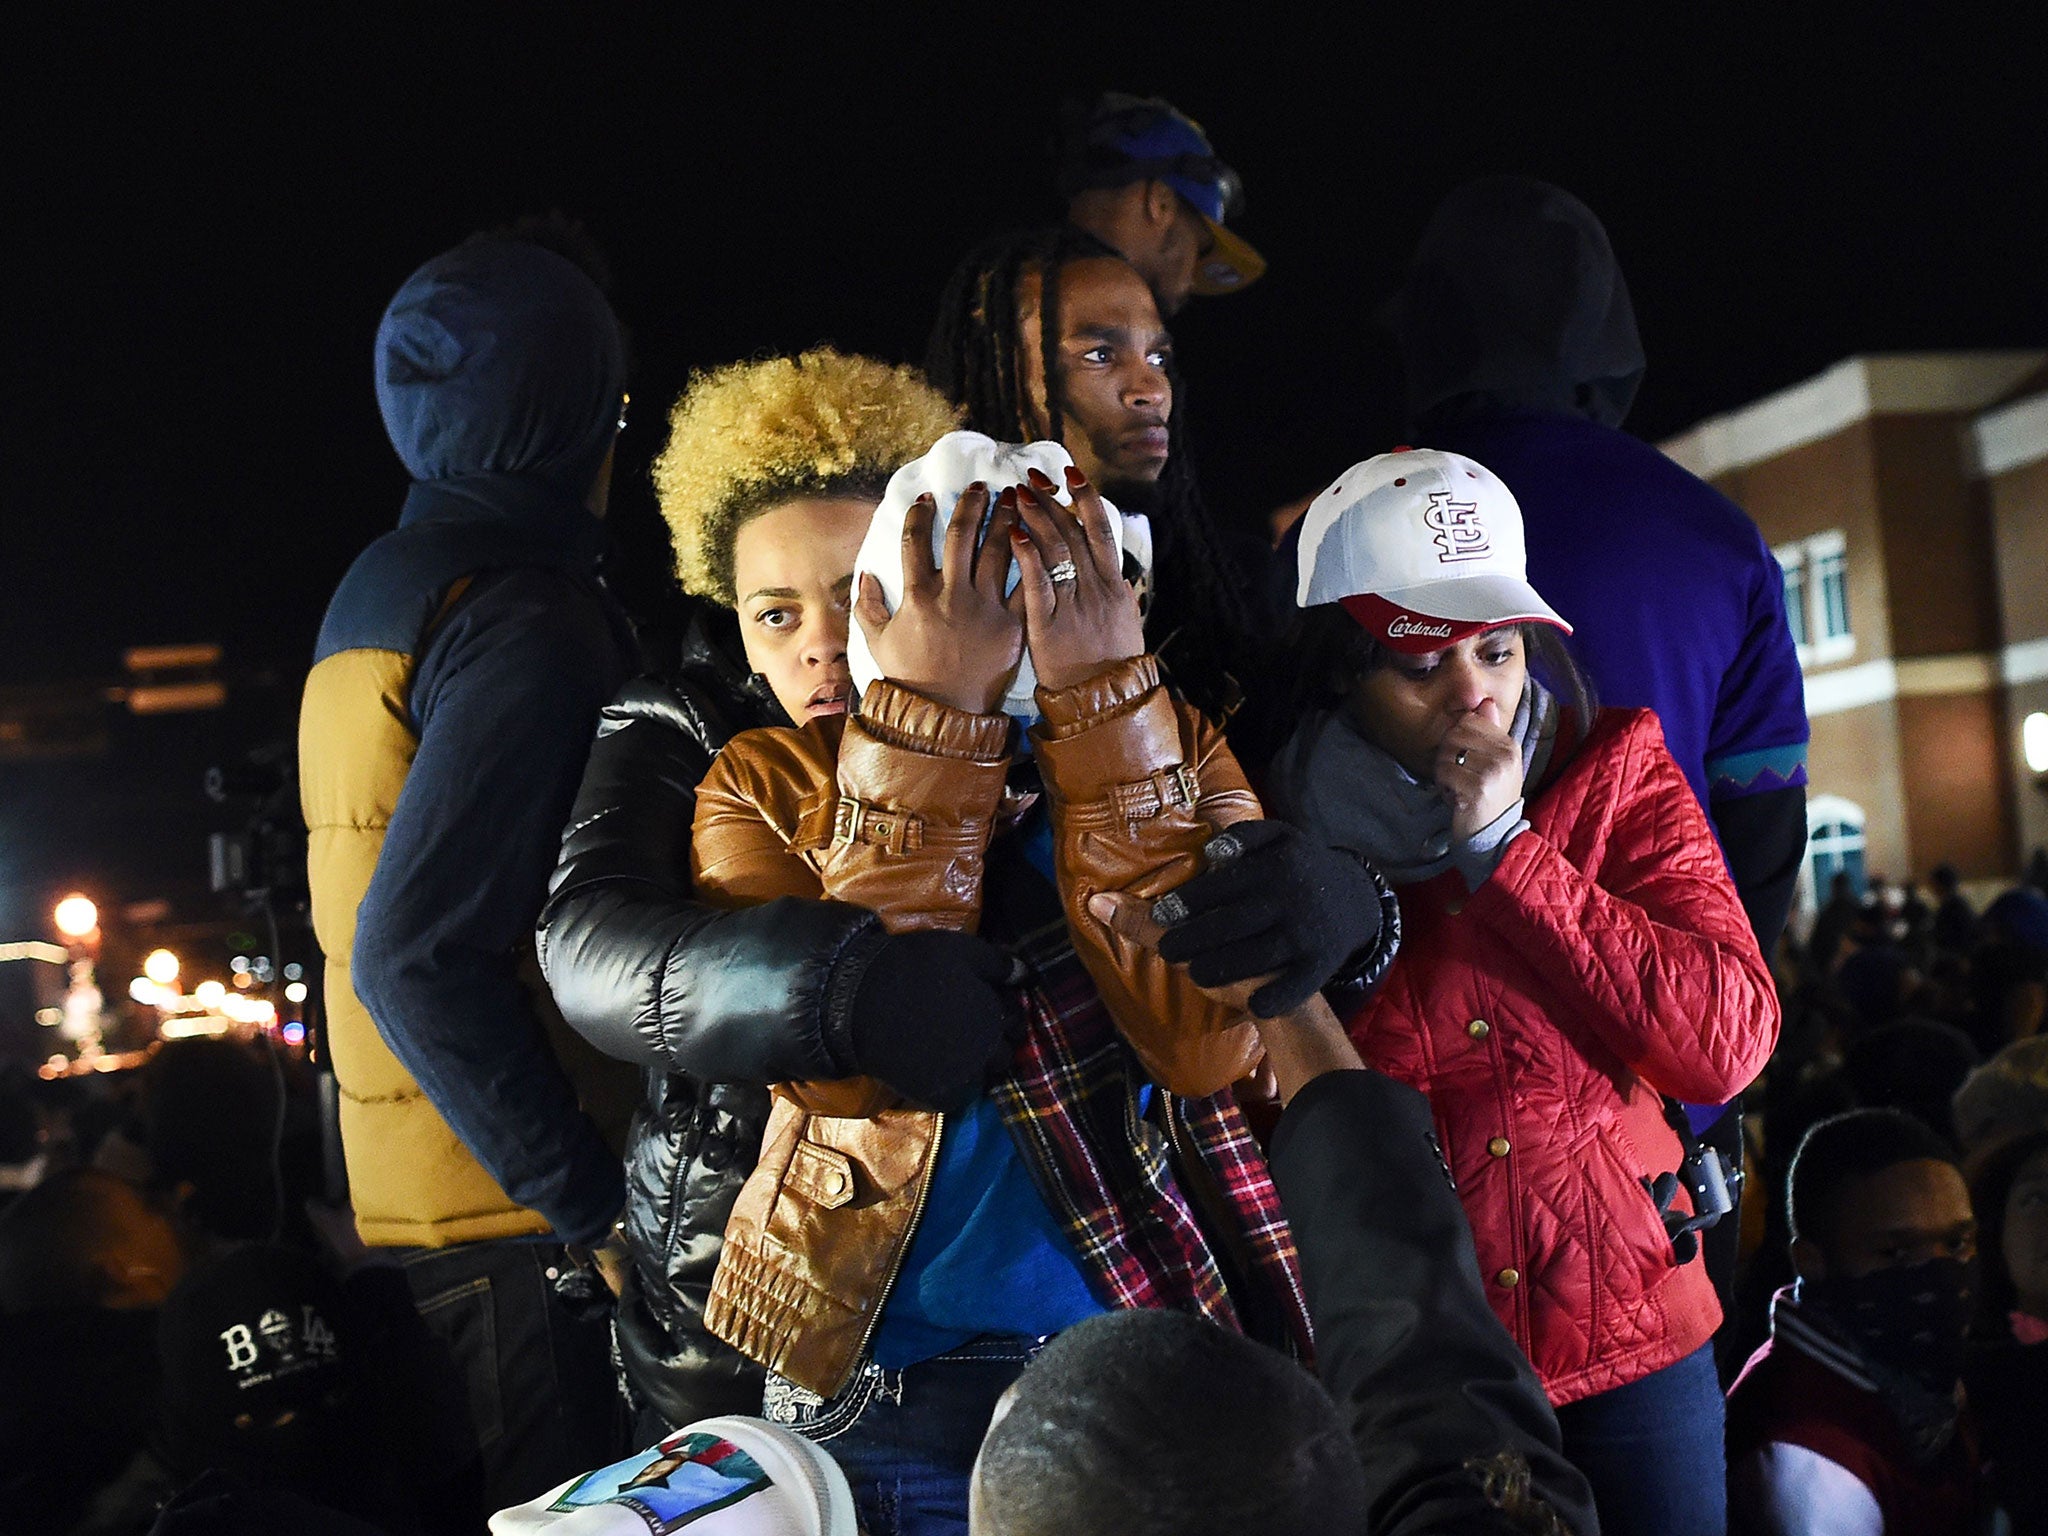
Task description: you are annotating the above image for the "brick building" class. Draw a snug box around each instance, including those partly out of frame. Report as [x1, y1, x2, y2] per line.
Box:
[1660, 353, 2048, 914]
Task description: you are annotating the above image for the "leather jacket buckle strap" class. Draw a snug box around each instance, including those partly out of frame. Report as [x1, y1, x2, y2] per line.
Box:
[1111, 763, 1201, 823]
[831, 796, 926, 856]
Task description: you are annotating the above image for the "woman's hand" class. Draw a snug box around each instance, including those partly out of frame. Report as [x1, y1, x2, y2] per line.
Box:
[1436, 696, 1524, 842]
[1011, 466, 1145, 693]
[854, 483, 1022, 715]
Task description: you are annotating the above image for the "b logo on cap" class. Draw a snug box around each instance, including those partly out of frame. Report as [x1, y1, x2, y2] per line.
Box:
[1423, 493, 1490, 563]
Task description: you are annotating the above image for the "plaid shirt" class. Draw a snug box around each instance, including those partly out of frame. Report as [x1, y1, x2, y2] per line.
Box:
[990, 908, 1314, 1362]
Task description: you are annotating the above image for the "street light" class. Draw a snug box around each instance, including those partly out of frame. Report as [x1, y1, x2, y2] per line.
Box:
[143, 948, 180, 986]
[53, 895, 98, 938]
[194, 980, 227, 1009]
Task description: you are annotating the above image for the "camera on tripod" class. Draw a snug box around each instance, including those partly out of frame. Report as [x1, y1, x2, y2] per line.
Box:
[205, 743, 308, 910]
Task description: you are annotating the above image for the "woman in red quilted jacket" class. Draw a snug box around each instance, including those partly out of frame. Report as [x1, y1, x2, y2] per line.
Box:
[1264, 448, 1780, 1536]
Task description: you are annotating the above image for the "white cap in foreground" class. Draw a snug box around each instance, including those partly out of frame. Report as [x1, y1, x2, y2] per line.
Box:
[490, 1415, 856, 1536]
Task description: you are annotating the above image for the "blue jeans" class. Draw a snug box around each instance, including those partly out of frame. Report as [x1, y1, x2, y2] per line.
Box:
[762, 1336, 1044, 1536]
[399, 1239, 626, 1520]
[1554, 1341, 1727, 1536]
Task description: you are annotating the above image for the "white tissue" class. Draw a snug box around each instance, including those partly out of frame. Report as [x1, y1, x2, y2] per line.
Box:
[847, 430, 1150, 722]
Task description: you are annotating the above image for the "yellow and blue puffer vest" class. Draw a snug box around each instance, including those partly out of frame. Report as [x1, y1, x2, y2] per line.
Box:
[299, 481, 630, 1247]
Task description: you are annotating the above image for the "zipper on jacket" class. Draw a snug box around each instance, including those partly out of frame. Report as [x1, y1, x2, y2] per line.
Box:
[1161, 1090, 1314, 1360]
[829, 1112, 944, 1398]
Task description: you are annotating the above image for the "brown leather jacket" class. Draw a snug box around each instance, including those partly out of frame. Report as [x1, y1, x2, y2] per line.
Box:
[690, 656, 1261, 1395]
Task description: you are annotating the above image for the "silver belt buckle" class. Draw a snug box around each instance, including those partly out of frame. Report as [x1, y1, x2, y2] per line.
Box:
[761, 1372, 826, 1426]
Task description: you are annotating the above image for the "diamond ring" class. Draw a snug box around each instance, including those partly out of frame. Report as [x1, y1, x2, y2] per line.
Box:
[1047, 559, 1079, 585]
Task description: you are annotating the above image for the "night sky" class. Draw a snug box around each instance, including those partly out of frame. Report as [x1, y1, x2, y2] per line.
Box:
[3, 9, 2045, 940]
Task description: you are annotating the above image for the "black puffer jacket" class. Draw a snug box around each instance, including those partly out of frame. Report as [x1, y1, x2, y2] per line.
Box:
[537, 613, 884, 1428]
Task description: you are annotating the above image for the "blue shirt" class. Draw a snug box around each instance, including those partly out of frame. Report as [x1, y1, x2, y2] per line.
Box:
[869, 809, 1106, 1367]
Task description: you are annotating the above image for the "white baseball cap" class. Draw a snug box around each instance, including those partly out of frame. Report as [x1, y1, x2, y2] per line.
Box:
[491, 1414, 856, 1535]
[1295, 447, 1570, 654]
[848, 429, 1152, 721]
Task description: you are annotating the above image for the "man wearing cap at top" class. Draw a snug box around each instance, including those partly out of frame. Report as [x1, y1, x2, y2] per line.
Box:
[1056, 92, 1265, 317]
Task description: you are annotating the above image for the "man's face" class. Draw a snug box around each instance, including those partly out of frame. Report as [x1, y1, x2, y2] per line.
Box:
[1017, 256, 1173, 493]
[1114, 185, 1211, 317]
[1800, 1158, 1977, 1280]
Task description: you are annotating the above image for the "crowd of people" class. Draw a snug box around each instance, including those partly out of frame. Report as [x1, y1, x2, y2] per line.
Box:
[3, 93, 2045, 1536]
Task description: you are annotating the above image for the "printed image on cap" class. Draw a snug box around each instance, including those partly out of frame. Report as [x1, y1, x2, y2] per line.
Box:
[492, 1415, 856, 1535]
[1294, 448, 1570, 654]
[848, 430, 1151, 723]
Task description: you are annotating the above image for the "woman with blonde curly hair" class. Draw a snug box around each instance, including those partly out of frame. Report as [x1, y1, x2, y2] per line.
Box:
[537, 348, 964, 1436]
[655, 348, 963, 722]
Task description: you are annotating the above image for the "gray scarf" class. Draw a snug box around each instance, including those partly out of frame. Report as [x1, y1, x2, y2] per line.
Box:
[1268, 679, 1558, 890]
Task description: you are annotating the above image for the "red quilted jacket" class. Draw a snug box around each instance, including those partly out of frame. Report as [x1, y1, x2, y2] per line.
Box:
[1343, 707, 1779, 1406]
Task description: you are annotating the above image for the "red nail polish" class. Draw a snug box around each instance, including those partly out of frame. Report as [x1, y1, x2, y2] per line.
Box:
[1027, 467, 1056, 489]
[1064, 464, 1087, 486]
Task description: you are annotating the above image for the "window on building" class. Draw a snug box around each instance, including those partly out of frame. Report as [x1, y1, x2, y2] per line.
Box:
[1772, 529, 1852, 665]
[1798, 793, 1869, 923]
[1779, 552, 1809, 649]
[1809, 531, 1850, 644]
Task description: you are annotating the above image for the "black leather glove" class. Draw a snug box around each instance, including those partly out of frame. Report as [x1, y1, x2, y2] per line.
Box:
[834, 929, 1026, 1112]
[1150, 820, 1396, 1018]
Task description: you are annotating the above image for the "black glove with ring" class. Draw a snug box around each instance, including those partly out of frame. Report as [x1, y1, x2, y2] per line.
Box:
[1149, 820, 1399, 1018]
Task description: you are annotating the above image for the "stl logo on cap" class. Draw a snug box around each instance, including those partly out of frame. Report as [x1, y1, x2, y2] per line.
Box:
[1294, 447, 1570, 654]
[1423, 492, 1491, 564]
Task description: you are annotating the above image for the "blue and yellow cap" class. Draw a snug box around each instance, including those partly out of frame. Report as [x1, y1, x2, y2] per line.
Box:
[1056, 93, 1266, 296]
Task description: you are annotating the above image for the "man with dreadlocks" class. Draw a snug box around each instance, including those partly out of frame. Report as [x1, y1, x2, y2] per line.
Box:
[927, 231, 1396, 1027]
[926, 226, 1261, 729]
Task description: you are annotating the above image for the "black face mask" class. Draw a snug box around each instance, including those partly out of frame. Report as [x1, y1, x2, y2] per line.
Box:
[1803, 1255, 1975, 1393]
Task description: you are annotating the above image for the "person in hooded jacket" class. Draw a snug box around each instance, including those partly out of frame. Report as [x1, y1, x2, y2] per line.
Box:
[299, 217, 640, 1516]
[1380, 175, 1811, 1318]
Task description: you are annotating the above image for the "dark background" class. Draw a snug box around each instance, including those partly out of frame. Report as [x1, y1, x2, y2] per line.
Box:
[2, 7, 2045, 945]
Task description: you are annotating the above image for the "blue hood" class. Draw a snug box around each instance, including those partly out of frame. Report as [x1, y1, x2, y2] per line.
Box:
[374, 236, 624, 497]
